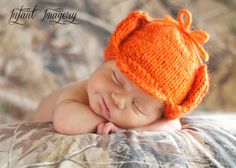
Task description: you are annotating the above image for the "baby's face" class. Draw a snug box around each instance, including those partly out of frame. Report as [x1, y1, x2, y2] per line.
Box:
[87, 60, 164, 129]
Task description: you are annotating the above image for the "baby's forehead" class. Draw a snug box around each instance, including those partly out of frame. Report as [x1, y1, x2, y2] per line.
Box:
[108, 61, 134, 83]
[108, 61, 161, 100]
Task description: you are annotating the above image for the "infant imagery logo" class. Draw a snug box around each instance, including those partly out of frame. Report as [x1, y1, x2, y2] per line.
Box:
[8, 5, 80, 25]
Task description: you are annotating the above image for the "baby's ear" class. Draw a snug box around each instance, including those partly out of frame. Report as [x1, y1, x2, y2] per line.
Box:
[105, 11, 151, 60]
[164, 65, 209, 119]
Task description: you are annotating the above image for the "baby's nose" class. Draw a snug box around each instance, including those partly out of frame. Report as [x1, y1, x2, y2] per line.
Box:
[111, 92, 127, 110]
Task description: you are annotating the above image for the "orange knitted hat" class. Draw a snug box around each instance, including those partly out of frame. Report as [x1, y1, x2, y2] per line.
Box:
[104, 9, 210, 119]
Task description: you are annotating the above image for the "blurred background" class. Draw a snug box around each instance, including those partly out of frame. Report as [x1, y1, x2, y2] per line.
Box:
[0, 0, 236, 122]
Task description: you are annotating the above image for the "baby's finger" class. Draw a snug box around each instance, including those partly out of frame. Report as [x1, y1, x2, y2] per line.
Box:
[97, 123, 105, 135]
[110, 125, 120, 133]
[102, 122, 114, 135]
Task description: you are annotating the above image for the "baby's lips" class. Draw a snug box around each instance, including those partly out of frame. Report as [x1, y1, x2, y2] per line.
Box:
[101, 97, 111, 119]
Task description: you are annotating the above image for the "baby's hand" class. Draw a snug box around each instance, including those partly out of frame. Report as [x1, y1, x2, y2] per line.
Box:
[96, 122, 123, 135]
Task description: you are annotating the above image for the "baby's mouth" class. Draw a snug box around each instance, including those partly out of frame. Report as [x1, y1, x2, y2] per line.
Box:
[101, 97, 111, 119]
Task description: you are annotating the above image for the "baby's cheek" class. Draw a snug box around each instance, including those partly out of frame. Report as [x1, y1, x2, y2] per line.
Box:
[120, 114, 141, 128]
[89, 77, 104, 92]
[130, 115, 155, 128]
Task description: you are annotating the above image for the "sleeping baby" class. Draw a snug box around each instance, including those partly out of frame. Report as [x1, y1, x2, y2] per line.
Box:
[33, 9, 210, 135]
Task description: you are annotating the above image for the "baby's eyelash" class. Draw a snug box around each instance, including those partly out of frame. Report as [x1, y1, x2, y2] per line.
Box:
[132, 100, 144, 114]
[113, 72, 123, 86]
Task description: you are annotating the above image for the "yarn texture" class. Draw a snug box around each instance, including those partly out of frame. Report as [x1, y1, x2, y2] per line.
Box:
[104, 9, 209, 119]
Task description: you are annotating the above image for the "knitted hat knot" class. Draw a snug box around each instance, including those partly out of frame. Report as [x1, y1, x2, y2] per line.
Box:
[104, 9, 210, 119]
[177, 9, 209, 62]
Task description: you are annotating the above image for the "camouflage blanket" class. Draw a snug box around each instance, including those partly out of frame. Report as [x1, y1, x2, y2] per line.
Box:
[0, 116, 236, 168]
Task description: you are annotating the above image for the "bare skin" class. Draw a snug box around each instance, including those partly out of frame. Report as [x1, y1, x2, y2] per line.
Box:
[34, 60, 181, 135]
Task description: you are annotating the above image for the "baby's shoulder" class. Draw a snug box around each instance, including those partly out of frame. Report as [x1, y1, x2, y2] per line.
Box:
[60, 79, 89, 103]
[64, 79, 88, 90]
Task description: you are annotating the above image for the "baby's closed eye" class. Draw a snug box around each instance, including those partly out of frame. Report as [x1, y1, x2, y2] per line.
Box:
[112, 72, 123, 86]
[132, 100, 145, 115]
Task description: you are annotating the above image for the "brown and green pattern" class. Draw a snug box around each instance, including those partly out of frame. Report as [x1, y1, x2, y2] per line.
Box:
[0, 117, 236, 167]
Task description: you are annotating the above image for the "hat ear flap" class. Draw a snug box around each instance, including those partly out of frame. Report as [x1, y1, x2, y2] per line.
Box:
[164, 65, 209, 119]
[105, 11, 151, 60]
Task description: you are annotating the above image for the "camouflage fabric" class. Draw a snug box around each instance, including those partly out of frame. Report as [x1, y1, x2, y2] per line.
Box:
[0, 116, 236, 168]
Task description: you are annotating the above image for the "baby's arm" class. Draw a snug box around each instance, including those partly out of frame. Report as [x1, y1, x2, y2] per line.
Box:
[53, 81, 106, 135]
[54, 101, 106, 135]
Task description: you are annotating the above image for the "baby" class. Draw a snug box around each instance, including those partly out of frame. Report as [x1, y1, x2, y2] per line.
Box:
[33, 9, 210, 135]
